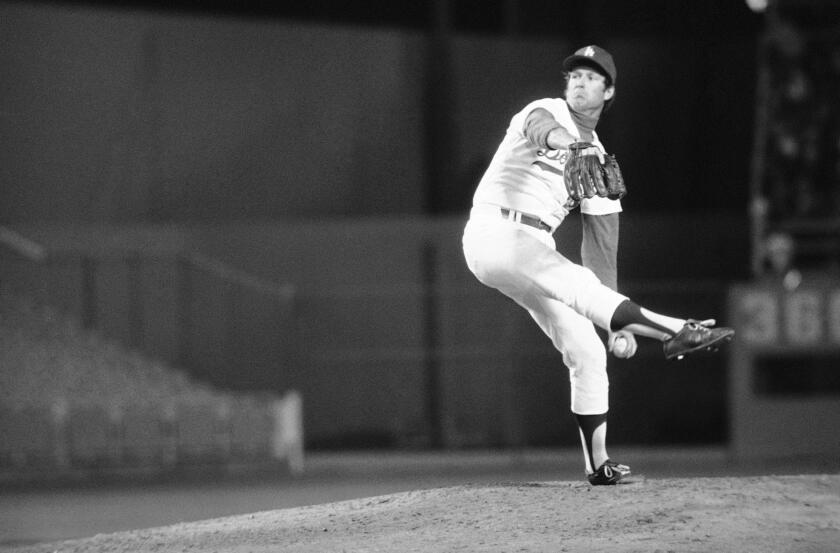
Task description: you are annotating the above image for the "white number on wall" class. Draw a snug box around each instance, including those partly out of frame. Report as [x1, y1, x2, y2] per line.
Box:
[785, 291, 822, 345]
[739, 290, 778, 345]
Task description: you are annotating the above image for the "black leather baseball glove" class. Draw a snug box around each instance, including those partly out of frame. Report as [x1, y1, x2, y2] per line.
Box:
[563, 142, 626, 204]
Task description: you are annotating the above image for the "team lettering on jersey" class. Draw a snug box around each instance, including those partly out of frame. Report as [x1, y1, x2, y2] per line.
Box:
[533, 148, 568, 177]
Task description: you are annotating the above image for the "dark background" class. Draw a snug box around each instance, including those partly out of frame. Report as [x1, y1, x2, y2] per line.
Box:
[2, 0, 764, 222]
[3, 0, 821, 453]
[37, 0, 762, 37]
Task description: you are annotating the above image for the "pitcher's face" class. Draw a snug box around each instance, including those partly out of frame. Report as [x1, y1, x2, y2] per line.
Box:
[565, 66, 614, 115]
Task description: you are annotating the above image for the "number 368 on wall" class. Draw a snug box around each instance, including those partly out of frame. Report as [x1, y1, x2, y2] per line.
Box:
[731, 287, 840, 347]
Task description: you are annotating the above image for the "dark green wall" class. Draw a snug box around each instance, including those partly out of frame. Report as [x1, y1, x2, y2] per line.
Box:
[0, 3, 756, 223]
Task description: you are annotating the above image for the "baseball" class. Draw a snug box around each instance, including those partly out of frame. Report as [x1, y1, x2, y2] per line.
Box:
[612, 335, 630, 356]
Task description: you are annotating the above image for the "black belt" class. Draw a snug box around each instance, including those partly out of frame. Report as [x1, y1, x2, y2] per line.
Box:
[500, 208, 552, 233]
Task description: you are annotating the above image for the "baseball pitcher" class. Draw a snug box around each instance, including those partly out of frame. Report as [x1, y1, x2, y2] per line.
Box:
[462, 45, 734, 485]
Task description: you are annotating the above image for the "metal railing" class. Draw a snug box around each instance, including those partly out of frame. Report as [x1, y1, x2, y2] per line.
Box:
[0, 226, 298, 393]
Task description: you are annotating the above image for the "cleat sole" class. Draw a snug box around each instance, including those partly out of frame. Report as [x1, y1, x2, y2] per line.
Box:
[666, 331, 734, 361]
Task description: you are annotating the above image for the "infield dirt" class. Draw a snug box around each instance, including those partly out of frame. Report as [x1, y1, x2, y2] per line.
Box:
[7, 473, 839, 553]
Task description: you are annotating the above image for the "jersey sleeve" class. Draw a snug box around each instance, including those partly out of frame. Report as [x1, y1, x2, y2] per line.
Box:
[580, 196, 622, 215]
[509, 99, 568, 137]
[523, 108, 561, 149]
[581, 212, 619, 291]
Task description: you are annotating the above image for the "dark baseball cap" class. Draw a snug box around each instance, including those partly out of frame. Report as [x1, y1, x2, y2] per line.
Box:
[563, 45, 617, 85]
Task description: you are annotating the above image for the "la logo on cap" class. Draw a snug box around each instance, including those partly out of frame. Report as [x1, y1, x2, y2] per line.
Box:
[583, 46, 595, 57]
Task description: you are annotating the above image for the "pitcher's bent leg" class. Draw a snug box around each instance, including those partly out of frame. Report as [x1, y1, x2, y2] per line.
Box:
[525, 295, 609, 414]
[463, 219, 627, 332]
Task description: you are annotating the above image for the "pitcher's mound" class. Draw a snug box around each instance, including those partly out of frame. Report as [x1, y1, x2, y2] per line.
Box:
[13, 474, 840, 553]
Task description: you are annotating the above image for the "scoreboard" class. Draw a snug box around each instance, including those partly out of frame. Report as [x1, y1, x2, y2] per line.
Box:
[728, 282, 840, 460]
[732, 286, 840, 349]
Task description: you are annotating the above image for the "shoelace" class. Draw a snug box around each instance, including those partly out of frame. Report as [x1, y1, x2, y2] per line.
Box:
[685, 318, 715, 329]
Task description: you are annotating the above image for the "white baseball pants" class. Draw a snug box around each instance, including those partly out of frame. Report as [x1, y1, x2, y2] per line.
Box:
[462, 204, 629, 414]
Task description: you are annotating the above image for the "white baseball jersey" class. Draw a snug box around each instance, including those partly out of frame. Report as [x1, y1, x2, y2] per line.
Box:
[472, 98, 622, 228]
[463, 97, 630, 415]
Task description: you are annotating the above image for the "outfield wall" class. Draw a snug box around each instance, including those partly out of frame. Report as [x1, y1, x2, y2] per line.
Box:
[2, 212, 749, 450]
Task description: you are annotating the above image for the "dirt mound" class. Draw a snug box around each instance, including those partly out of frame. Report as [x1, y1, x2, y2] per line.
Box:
[10, 474, 840, 553]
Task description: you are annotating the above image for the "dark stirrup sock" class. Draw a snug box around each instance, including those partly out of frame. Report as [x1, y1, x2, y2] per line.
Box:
[575, 412, 608, 474]
[609, 299, 675, 336]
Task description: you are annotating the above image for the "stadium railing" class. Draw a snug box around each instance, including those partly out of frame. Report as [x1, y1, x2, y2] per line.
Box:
[0, 227, 304, 482]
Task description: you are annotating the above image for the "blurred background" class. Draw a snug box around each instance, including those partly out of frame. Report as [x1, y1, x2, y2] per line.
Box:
[1, 0, 839, 547]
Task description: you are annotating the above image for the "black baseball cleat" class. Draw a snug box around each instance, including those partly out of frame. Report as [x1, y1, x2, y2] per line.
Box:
[663, 319, 735, 361]
[587, 460, 631, 486]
